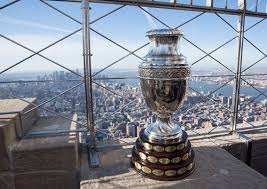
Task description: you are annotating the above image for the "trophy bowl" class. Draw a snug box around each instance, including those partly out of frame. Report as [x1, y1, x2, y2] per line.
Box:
[140, 74, 189, 141]
[131, 29, 195, 181]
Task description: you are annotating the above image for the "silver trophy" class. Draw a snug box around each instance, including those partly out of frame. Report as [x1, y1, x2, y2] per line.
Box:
[132, 29, 195, 180]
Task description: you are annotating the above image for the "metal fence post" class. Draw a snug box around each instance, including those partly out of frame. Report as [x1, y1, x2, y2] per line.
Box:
[82, 0, 100, 167]
[231, 0, 246, 133]
[82, 0, 95, 147]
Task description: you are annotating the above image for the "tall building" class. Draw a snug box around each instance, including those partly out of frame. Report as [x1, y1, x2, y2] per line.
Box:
[126, 122, 137, 137]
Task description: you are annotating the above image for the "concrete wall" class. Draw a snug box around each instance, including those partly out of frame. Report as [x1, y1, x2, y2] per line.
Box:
[0, 99, 80, 189]
[0, 121, 16, 171]
[12, 115, 80, 189]
[0, 98, 38, 172]
[246, 131, 267, 176]
[217, 130, 267, 177]
[189, 126, 267, 177]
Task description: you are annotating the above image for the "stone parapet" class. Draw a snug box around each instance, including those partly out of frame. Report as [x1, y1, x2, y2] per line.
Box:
[12, 115, 79, 189]
[0, 98, 38, 172]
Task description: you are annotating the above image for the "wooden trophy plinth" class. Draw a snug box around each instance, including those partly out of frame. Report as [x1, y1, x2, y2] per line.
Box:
[131, 129, 195, 181]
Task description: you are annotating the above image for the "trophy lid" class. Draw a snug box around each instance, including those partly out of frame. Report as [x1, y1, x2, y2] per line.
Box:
[146, 29, 183, 37]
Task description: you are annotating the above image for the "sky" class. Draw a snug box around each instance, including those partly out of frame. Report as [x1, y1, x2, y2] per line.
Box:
[0, 0, 267, 75]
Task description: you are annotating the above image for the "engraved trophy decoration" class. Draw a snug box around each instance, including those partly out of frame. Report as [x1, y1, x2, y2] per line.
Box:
[131, 29, 195, 180]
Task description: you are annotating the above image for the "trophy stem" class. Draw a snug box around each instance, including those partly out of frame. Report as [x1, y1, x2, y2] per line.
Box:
[156, 116, 178, 134]
[144, 115, 183, 141]
[157, 116, 171, 123]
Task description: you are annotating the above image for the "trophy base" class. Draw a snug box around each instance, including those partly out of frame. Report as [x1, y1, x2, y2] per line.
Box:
[131, 129, 195, 181]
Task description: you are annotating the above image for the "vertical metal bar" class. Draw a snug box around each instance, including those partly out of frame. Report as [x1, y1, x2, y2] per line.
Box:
[231, 1, 246, 133]
[18, 112, 24, 139]
[225, 0, 228, 9]
[82, 0, 95, 148]
[206, 0, 213, 7]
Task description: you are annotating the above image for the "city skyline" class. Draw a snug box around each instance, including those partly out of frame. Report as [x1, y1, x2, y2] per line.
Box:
[0, 69, 266, 140]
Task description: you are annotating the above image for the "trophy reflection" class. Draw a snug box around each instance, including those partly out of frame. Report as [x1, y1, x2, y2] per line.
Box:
[131, 29, 195, 180]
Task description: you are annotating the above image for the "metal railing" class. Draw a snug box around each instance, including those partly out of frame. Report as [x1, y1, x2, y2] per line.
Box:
[0, 0, 267, 157]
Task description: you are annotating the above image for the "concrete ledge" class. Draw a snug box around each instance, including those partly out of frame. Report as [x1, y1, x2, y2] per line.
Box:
[80, 142, 267, 189]
[187, 125, 267, 176]
[12, 115, 80, 189]
[242, 128, 267, 176]
[13, 115, 79, 168]
[13, 138, 78, 173]
[0, 98, 39, 137]
[0, 122, 14, 171]
[0, 98, 38, 171]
